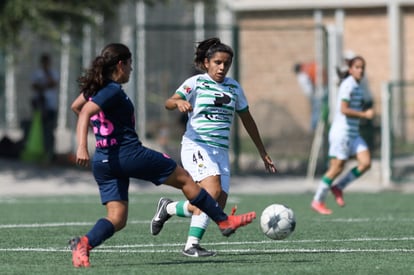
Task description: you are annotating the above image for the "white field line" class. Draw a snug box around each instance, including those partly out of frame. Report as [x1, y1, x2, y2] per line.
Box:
[0, 238, 413, 254]
[99, 237, 414, 248]
[0, 222, 95, 228]
[327, 218, 414, 222]
[0, 247, 413, 254]
[1, 221, 413, 254]
[3, 216, 414, 229]
[0, 220, 163, 229]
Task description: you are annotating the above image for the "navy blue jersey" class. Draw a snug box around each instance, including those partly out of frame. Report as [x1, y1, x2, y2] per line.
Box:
[90, 82, 141, 160]
[85, 81, 177, 204]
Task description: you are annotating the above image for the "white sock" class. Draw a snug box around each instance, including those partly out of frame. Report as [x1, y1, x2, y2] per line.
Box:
[166, 201, 177, 215]
[184, 213, 210, 250]
[185, 236, 199, 250]
[336, 170, 358, 190]
[166, 201, 191, 217]
[313, 181, 330, 202]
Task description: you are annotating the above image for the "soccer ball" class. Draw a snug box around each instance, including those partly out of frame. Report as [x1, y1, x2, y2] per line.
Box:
[260, 204, 296, 240]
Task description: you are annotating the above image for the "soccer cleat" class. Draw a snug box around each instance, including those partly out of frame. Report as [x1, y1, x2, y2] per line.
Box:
[182, 244, 217, 257]
[331, 186, 345, 207]
[69, 236, 90, 268]
[217, 211, 256, 237]
[230, 205, 237, 216]
[311, 201, 333, 215]
[150, 197, 173, 235]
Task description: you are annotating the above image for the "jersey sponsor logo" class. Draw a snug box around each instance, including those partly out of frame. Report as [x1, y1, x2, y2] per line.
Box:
[204, 114, 214, 120]
[91, 112, 114, 136]
[91, 111, 119, 148]
[183, 85, 192, 94]
[96, 138, 118, 148]
[213, 93, 231, 106]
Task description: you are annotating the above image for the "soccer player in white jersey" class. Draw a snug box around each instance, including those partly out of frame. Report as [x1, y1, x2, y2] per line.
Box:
[150, 37, 276, 257]
[311, 56, 374, 215]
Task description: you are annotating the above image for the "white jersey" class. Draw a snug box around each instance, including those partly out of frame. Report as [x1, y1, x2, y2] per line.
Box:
[176, 73, 248, 149]
[330, 75, 364, 139]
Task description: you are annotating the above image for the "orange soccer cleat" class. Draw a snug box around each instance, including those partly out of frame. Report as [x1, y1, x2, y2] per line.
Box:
[217, 210, 256, 237]
[331, 186, 345, 207]
[311, 201, 333, 215]
[69, 236, 91, 268]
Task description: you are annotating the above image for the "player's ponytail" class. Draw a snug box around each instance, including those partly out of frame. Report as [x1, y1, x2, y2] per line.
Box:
[78, 43, 131, 98]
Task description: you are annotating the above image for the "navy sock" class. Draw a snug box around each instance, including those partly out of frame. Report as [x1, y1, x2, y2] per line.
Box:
[86, 218, 115, 248]
[189, 188, 227, 222]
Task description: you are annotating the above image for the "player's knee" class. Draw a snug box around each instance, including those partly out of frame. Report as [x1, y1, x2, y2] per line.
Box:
[166, 165, 192, 189]
[330, 165, 344, 177]
[359, 162, 371, 173]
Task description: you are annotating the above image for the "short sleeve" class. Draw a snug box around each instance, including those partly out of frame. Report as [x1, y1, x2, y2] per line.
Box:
[175, 75, 198, 101]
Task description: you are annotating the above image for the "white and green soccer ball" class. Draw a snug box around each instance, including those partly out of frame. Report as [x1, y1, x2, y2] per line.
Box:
[260, 204, 296, 240]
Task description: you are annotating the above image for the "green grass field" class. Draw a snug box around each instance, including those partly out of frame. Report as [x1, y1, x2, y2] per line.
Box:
[0, 192, 413, 274]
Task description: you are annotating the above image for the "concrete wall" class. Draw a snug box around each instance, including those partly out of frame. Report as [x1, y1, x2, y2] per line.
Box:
[234, 6, 414, 139]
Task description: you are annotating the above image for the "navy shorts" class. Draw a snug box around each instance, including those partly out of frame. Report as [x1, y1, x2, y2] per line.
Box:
[92, 145, 177, 204]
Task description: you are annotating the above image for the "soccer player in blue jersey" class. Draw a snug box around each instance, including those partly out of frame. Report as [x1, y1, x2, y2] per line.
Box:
[311, 56, 374, 215]
[68, 43, 256, 267]
[150, 38, 276, 257]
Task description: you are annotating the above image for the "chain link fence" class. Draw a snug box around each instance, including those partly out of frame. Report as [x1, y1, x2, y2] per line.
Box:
[386, 81, 414, 182]
[1, 23, 333, 176]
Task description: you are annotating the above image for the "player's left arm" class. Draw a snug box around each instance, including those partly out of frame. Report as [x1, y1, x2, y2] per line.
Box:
[238, 110, 277, 173]
[76, 101, 100, 167]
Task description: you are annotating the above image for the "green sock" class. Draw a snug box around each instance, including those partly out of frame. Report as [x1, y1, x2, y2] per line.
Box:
[176, 201, 191, 217]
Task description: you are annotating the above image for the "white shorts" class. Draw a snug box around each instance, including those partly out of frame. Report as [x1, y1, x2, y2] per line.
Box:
[181, 137, 230, 193]
[328, 133, 368, 160]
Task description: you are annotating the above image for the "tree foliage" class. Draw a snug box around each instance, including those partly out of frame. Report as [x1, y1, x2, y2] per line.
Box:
[0, 0, 126, 49]
[0, 0, 212, 50]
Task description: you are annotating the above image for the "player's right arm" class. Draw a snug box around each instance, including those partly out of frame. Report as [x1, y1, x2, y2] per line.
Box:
[165, 93, 193, 113]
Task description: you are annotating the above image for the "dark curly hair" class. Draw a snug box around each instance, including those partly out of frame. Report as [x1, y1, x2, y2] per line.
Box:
[194, 37, 233, 72]
[78, 43, 131, 98]
[339, 55, 365, 84]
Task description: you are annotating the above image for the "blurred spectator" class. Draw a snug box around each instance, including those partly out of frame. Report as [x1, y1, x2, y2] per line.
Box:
[294, 61, 325, 132]
[31, 53, 59, 161]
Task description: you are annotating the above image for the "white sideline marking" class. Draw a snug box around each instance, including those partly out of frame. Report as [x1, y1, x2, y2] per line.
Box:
[327, 218, 414, 222]
[1, 221, 413, 255]
[0, 220, 181, 229]
[100, 237, 414, 248]
[0, 222, 94, 229]
[1, 238, 413, 254]
[3, 216, 414, 229]
[0, 247, 413, 254]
